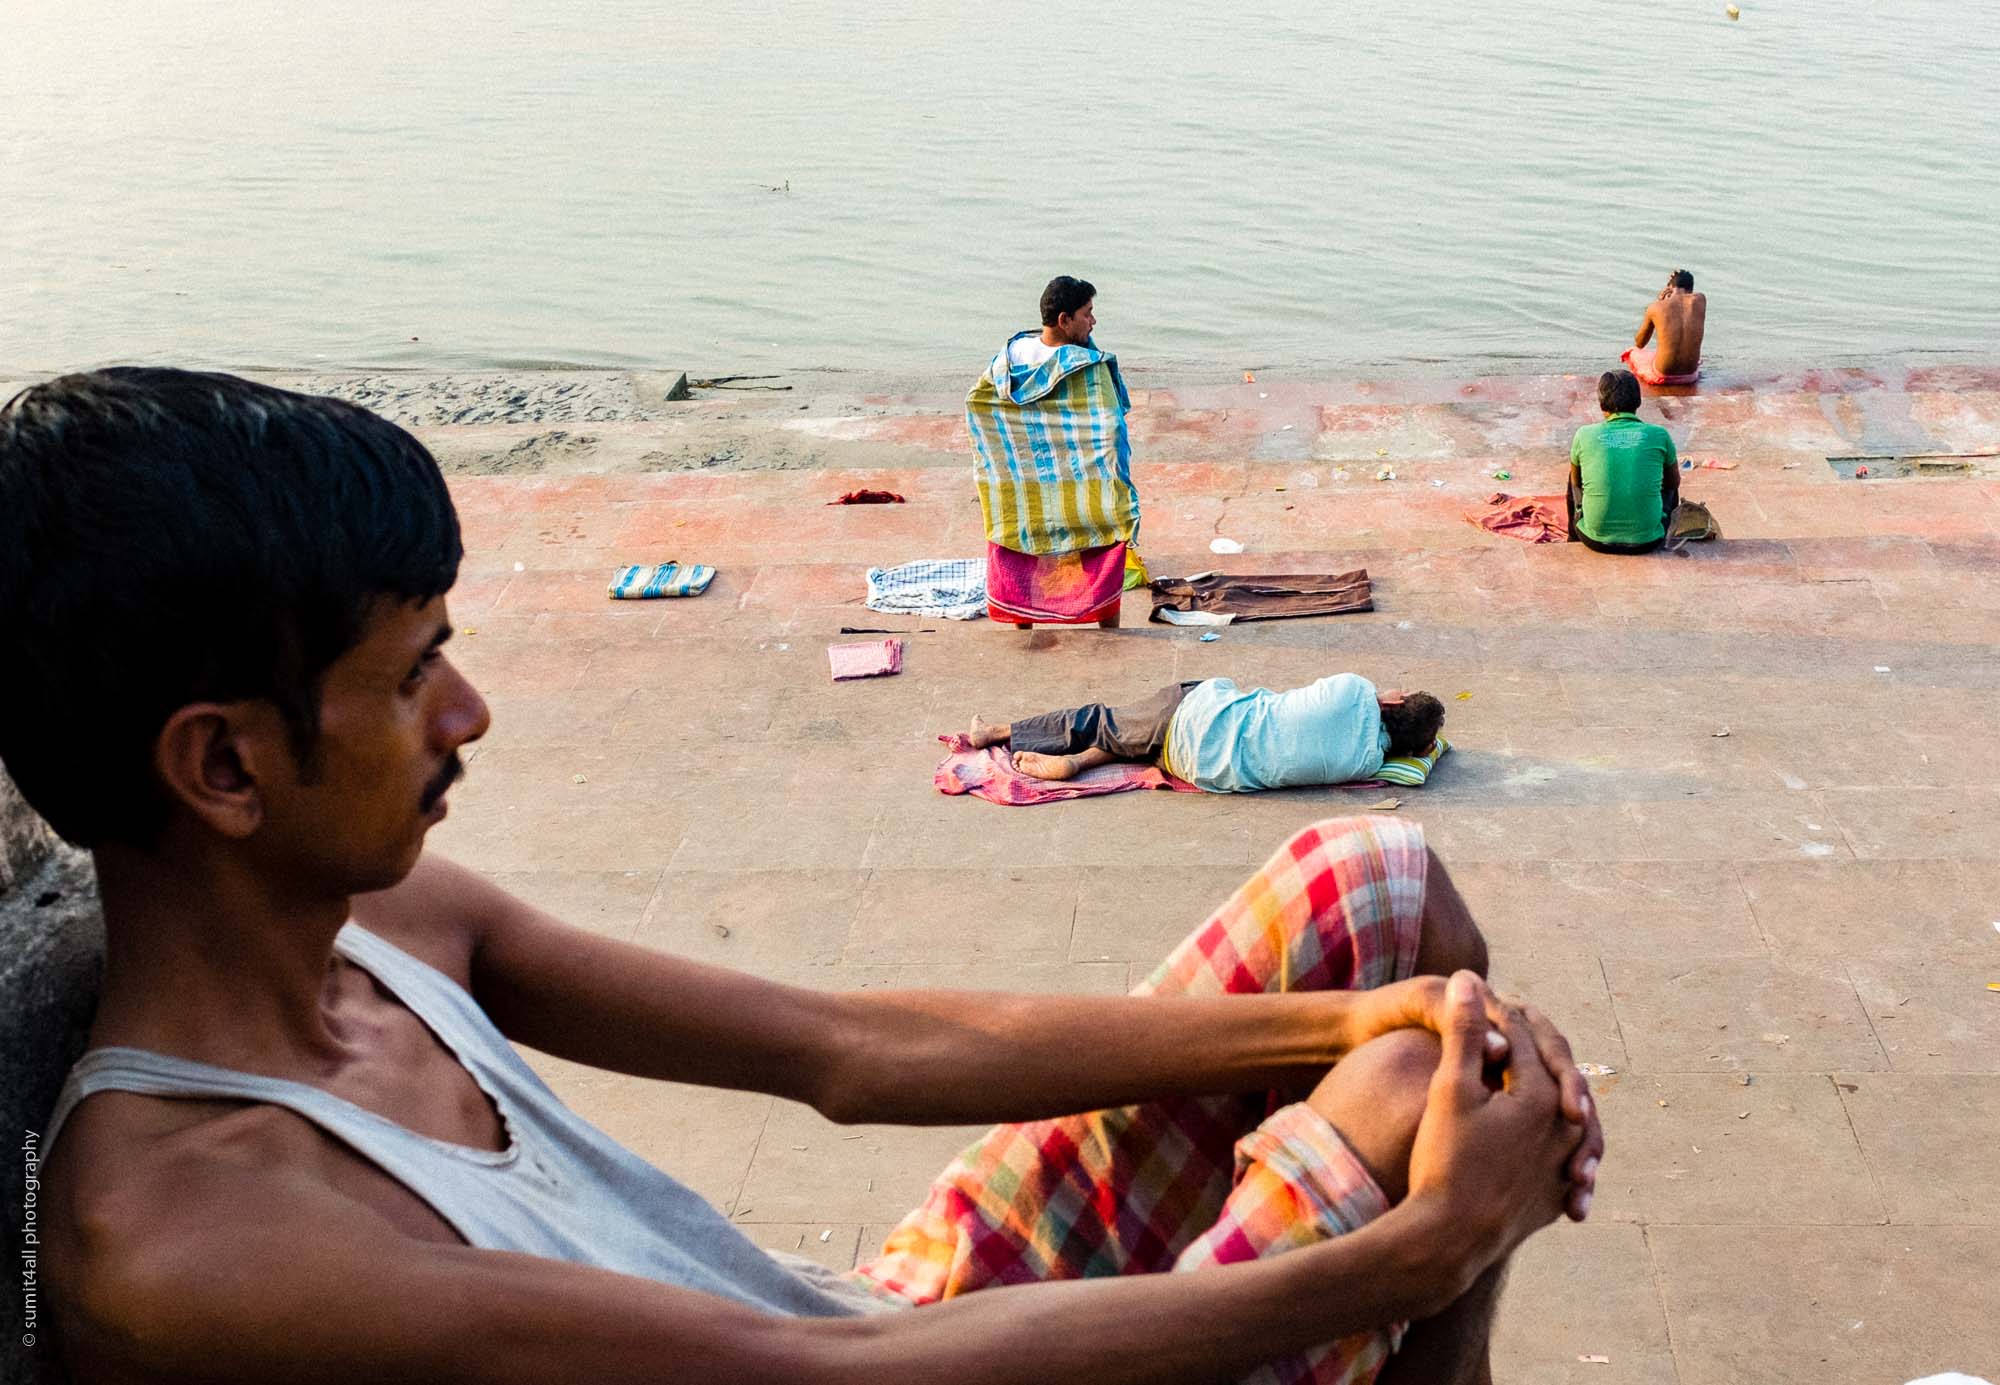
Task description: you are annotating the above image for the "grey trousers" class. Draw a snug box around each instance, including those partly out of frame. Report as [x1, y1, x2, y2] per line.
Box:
[1009, 681, 1202, 761]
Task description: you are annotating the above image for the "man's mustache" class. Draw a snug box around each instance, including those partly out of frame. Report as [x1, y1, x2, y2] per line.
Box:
[421, 756, 466, 810]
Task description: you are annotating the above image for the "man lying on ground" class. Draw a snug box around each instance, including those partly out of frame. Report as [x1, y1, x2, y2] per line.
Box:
[970, 674, 1444, 790]
[1567, 368, 1681, 555]
[6, 369, 1599, 1385]
[1622, 268, 1706, 385]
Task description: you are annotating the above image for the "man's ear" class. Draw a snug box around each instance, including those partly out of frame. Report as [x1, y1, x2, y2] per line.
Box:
[153, 701, 283, 839]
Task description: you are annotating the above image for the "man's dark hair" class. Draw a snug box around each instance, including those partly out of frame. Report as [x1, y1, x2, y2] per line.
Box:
[1671, 268, 1694, 291]
[1039, 276, 1096, 328]
[1597, 369, 1642, 415]
[1380, 693, 1446, 759]
[0, 368, 463, 848]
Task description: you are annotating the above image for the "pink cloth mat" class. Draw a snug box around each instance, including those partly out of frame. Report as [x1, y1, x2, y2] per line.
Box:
[1466, 492, 1569, 544]
[933, 733, 1201, 806]
[1622, 343, 1699, 387]
[828, 638, 904, 681]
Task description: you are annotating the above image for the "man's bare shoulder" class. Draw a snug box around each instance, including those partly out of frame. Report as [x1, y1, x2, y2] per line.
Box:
[50, 1087, 447, 1262]
[48, 1092, 456, 1376]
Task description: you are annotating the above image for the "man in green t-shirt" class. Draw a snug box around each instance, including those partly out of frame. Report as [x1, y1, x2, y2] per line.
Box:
[1566, 369, 1679, 554]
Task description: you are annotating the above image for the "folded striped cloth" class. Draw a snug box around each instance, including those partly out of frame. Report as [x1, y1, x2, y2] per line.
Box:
[1375, 736, 1451, 787]
[608, 562, 716, 599]
[863, 559, 986, 621]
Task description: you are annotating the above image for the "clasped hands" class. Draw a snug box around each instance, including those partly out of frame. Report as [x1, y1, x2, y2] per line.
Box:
[1345, 971, 1603, 1227]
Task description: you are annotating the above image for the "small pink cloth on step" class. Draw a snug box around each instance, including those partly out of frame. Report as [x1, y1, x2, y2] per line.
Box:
[828, 638, 904, 681]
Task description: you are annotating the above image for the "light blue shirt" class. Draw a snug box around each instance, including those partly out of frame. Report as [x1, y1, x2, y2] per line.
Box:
[1164, 674, 1389, 793]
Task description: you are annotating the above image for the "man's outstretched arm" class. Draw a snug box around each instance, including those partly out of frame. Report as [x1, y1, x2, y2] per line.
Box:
[397, 854, 1592, 1143]
[381, 854, 1595, 1209]
[429, 854, 1523, 1122]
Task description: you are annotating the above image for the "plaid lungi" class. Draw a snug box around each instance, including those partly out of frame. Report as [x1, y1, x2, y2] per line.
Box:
[851, 816, 1430, 1384]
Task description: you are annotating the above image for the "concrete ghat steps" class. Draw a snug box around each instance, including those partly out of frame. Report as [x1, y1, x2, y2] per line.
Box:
[429, 376, 1999, 1384]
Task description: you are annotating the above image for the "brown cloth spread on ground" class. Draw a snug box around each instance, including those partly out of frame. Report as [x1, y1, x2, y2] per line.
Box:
[1466, 492, 1569, 544]
[1147, 570, 1373, 622]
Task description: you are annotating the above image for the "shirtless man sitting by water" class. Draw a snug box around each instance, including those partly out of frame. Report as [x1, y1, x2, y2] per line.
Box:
[7, 369, 1600, 1385]
[970, 676, 1444, 791]
[1622, 269, 1707, 385]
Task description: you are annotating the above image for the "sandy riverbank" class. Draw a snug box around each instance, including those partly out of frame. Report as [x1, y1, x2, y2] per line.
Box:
[7, 362, 1998, 479]
[302, 361, 2000, 480]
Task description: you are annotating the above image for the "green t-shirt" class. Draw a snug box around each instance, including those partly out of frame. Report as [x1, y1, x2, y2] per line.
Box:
[1570, 413, 1676, 545]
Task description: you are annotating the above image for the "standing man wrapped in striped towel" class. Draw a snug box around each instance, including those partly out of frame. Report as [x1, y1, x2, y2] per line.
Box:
[967, 276, 1147, 628]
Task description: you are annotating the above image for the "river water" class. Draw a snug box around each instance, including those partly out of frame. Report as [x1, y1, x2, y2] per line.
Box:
[5, 0, 1998, 376]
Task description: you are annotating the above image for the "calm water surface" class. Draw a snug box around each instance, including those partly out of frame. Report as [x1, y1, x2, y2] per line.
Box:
[5, 0, 1999, 375]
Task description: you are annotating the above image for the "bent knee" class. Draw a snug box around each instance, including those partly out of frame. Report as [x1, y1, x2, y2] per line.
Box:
[1331, 1027, 1443, 1098]
[1306, 1029, 1440, 1205]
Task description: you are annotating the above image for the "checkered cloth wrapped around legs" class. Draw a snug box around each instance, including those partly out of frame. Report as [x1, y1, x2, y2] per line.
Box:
[849, 816, 1430, 1384]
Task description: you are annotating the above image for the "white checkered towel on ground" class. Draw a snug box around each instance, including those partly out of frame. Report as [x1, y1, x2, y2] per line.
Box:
[864, 559, 986, 620]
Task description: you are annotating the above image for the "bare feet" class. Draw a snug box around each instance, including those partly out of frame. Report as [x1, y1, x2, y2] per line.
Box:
[1011, 751, 1081, 781]
[967, 717, 1012, 750]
